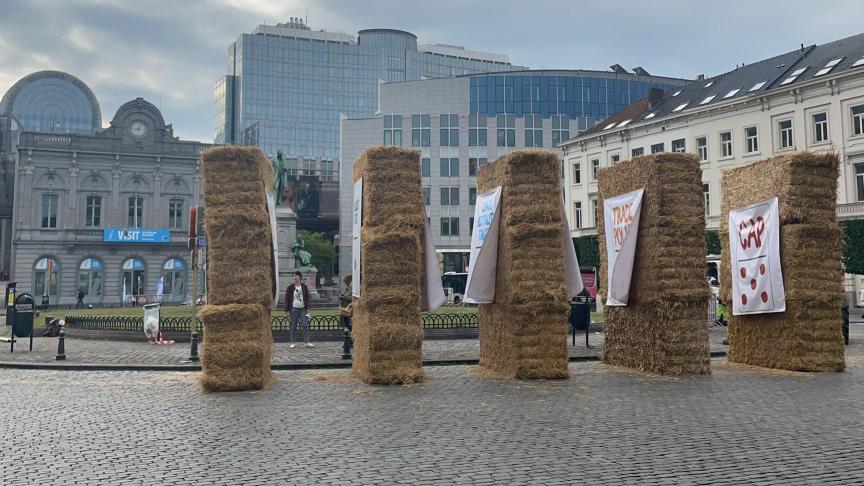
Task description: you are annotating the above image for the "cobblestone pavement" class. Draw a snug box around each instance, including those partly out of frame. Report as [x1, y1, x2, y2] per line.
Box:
[1, 334, 863, 485]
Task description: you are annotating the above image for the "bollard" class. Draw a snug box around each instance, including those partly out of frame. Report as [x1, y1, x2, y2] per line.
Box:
[188, 331, 200, 362]
[56, 330, 66, 361]
[341, 327, 352, 360]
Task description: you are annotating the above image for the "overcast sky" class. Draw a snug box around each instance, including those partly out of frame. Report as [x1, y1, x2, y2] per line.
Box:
[1, 0, 862, 142]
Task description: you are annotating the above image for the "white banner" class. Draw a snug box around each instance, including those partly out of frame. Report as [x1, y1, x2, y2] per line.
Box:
[352, 179, 363, 298]
[728, 197, 785, 315]
[603, 188, 644, 306]
[560, 199, 584, 299]
[421, 218, 447, 311]
[265, 190, 279, 307]
[465, 186, 503, 304]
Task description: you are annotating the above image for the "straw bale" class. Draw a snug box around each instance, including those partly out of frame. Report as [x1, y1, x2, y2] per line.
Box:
[720, 152, 844, 372]
[475, 150, 570, 380]
[199, 303, 274, 392]
[596, 153, 710, 375]
[199, 146, 275, 391]
[351, 146, 426, 385]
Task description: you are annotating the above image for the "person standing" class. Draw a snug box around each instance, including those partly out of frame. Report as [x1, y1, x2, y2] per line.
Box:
[76, 290, 85, 308]
[340, 275, 353, 331]
[285, 271, 313, 348]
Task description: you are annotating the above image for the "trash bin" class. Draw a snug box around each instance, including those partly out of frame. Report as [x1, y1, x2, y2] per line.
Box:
[569, 296, 590, 331]
[11, 293, 35, 352]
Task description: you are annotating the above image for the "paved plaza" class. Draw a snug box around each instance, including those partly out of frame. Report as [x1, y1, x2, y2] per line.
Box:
[0, 325, 862, 485]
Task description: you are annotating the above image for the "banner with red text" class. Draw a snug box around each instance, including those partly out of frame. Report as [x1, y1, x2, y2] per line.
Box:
[727, 197, 785, 315]
[603, 188, 644, 306]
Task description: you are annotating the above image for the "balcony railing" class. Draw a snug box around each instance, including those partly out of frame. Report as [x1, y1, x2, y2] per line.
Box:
[838, 201, 864, 220]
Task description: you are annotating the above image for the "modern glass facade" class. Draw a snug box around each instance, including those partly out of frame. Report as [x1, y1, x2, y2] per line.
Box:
[0, 71, 101, 135]
[215, 22, 521, 159]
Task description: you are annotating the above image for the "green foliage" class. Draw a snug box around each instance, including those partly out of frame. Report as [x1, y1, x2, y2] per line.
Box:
[297, 230, 336, 280]
[572, 235, 600, 268]
[705, 230, 722, 256]
[840, 219, 864, 274]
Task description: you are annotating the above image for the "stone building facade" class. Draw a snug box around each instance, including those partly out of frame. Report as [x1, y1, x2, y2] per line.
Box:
[11, 97, 207, 305]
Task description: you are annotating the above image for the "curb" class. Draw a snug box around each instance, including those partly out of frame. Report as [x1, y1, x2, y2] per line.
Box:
[0, 351, 729, 372]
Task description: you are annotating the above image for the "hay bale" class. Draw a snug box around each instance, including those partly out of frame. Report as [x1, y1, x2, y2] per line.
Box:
[198, 304, 275, 392]
[597, 153, 711, 375]
[476, 150, 570, 380]
[720, 152, 844, 372]
[352, 146, 426, 385]
[199, 145, 276, 392]
[201, 146, 275, 308]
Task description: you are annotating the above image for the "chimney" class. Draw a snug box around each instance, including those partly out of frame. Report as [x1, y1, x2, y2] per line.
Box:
[696, 74, 705, 81]
[648, 88, 664, 109]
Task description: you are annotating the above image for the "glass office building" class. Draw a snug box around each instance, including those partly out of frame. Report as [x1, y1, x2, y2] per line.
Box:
[339, 70, 690, 275]
[215, 20, 521, 160]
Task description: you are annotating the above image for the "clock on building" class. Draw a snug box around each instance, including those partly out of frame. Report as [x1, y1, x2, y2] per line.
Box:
[130, 120, 148, 138]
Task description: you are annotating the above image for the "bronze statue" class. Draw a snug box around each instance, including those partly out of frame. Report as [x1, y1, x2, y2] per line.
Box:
[291, 234, 313, 267]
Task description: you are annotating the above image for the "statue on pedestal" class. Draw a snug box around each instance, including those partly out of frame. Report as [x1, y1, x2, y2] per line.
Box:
[291, 235, 313, 267]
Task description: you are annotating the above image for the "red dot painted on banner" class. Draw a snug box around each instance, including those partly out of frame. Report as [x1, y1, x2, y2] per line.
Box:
[759, 263, 766, 275]
[761, 291, 768, 303]
[750, 279, 757, 290]
[740, 267, 747, 278]
[741, 294, 748, 306]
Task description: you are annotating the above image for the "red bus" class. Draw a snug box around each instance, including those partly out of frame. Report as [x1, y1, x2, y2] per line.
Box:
[580, 266, 598, 302]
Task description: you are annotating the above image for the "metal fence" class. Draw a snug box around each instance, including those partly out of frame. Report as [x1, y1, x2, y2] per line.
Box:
[64, 312, 479, 333]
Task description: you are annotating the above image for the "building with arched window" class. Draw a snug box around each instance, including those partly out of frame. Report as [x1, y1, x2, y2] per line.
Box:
[7, 72, 208, 304]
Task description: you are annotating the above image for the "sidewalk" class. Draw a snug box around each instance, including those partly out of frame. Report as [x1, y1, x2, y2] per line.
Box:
[0, 329, 734, 368]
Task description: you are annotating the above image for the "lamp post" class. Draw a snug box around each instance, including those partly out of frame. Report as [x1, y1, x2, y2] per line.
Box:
[188, 207, 200, 361]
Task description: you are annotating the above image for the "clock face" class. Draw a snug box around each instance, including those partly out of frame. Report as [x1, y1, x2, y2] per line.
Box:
[130, 121, 148, 138]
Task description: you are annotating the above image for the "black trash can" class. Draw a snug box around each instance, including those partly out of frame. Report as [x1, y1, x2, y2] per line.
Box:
[11, 293, 35, 352]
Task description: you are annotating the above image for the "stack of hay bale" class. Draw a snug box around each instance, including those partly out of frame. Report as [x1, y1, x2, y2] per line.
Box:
[720, 152, 844, 371]
[598, 153, 711, 375]
[476, 150, 570, 379]
[199, 146, 276, 391]
[352, 146, 426, 384]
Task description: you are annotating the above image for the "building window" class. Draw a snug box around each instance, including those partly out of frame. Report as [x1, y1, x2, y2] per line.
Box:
[440, 158, 459, 177]
[671, 139, 686, 153]
[383, 115, 402, 146]
[469, 217, 474, 236]
[651, 143, 664, 154]
[591, 159, 600, 180]
[468, 114, 487, 147]
[85, 195, 101, 227]
[720, 131, 733, 158]
[421, 158, 431, 177]
[440, 187, 459, 206]
[813, 112, 829, 143]
[856, 163, 864, 202]
[525, 114, 543, 147]
[441, 217, 460, 236]
[78, 257, 103, 303]
[852, 105, 864, 136]
[440, 114, 459, 146]
[411, 114, 431, 147]
[696, 136, 708, 161]
[632, 147, 644, 157]
[41, 193, 58, 228]
[592, 199, 598, 227]
[469, 187, 477, 206]
[122, 257, 146, 298]
[552, 116, 570, 146]
[128, 196, 144, 228]
[168, 199, 184, 229]
[703, 183, 710, 216]
[468, 157, 487, 177]
[162, 258, 186, 300]
[573, 201, 583, 229]
[779, 119, 793, 149]
[610, 154, 620, 163]
[422, 188, 430, 206]
[34, 257, 59, 301]
[572, 162, 582, 184]
[496, 114, 515, 147]
[745, 126, 759, 153]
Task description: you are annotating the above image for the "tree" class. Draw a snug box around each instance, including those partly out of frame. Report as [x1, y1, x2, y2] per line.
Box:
[840, 220, 864, 274]
[705, 230, 722, 256]
[297, 230, 336, 282]
[572, 235, 599, 268]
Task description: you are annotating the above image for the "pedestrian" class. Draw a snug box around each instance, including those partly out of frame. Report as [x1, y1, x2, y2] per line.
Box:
[76, 289, 85, 308]
[841, 277, 850, 346]
[340, 275, 353, 331]
[285, 271, 313, 348]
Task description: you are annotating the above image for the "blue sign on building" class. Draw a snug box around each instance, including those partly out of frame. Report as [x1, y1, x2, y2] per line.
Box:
[103, 228, 171, 244]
